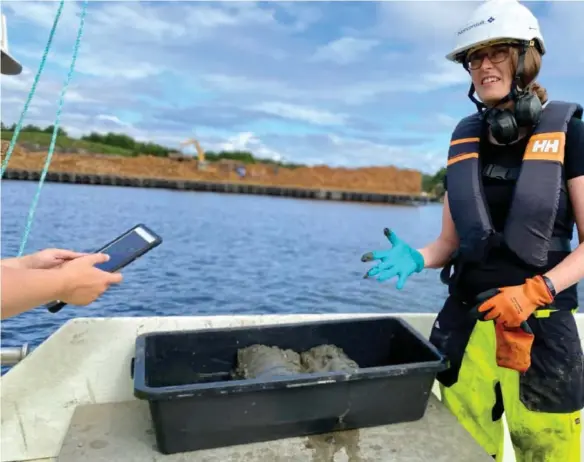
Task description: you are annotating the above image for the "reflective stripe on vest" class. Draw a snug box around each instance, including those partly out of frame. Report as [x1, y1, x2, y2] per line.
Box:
[446, 100, 583, 267]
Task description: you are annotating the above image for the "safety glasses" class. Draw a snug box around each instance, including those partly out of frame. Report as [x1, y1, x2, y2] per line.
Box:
[466, 45, 512, 70]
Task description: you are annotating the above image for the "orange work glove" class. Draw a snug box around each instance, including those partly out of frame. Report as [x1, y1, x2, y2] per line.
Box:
[494, 323, 535, 372]
[475, 275, 554, 328]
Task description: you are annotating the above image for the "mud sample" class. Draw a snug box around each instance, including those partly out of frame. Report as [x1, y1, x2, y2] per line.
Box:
[233, 344, 359, 380]
[233, 344, 303, 379]
[300, 345, 359, 373]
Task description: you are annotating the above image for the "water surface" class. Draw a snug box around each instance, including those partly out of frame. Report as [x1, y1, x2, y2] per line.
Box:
[1, 180, 580, 349]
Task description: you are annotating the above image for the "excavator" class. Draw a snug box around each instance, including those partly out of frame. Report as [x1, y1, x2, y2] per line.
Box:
[180, 137, 207, 169]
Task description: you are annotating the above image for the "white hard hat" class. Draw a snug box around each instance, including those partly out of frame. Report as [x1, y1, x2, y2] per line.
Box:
[1, 13, 22, 75]
[445, 0, 545, 63]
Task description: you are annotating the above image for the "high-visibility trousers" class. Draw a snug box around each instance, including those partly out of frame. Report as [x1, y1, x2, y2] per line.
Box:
[430, 296, 583, 461]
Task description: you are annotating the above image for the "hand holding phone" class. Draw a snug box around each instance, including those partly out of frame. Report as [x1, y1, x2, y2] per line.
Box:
[55, 253, 123, 305]
[46, 224, 162, 313]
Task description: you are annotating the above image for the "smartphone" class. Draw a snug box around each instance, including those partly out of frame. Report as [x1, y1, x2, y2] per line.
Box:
[46, 224, 162, 313]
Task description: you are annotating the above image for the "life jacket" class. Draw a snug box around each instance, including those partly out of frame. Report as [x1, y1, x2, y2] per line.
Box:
[445, 100, 583, 268]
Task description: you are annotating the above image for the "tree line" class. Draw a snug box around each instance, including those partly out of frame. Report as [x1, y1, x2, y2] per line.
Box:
[422, 167, 446, 197]
[1, 122, 445, 194]
[0, 122, 303, 168]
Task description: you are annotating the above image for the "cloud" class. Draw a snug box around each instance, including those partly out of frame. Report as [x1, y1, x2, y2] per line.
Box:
[312, 37, 379, 65]
[257, 132, 444, 171]
[376, 1, 478, 46]
[1, 1, 582, 175]
[217, 131, 283, 162]
[536, 1, 584, 79]
[251, 102, 346, 126]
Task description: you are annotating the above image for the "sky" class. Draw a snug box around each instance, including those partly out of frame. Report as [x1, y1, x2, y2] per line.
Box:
[1, 1, 582, 174]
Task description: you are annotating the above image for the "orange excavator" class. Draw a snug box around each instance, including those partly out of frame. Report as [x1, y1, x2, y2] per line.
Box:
[180, 137, 208, 170]
[180, 138, 206, 163]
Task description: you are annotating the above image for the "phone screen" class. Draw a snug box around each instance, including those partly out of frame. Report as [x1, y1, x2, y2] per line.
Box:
[95, 226, 158, 272]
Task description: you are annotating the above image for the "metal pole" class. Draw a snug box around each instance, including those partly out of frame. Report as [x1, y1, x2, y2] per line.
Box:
[0, 343, 30, 366]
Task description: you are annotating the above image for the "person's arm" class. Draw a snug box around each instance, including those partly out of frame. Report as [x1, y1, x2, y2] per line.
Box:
[418, 192, 460, 269]
[544, 176, 584, 293]
[1, 253, 123, 320]
[543, 117, 584, 293]
[1, 256, 28, 269]
[1, 266, 65, 319]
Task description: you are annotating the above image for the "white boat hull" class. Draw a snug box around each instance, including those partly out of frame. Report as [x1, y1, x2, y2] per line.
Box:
[1, 312, 583, 461]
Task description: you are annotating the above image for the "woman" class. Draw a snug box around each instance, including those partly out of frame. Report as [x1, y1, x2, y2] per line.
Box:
[362, 1, 584, 460]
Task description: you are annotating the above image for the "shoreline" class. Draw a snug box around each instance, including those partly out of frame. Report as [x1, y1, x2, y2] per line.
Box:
[2, 168, 438, 205]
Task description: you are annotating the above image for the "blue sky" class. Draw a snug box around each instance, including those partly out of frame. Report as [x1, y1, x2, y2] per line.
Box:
[1, 1, 582, 173]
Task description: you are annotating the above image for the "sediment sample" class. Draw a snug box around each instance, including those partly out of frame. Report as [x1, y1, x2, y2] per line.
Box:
[234, 344, 359, 380]
[300, 345, 359, 373]
[234, 344, 303, 379]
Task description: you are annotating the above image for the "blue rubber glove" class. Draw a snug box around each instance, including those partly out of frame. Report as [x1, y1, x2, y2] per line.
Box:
[361, 228, 425, 290]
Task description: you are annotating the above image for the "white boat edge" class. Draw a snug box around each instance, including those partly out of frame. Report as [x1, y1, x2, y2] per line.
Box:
[1, 312, 583, 462]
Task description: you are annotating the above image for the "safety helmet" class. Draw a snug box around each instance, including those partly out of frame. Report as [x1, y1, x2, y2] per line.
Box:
[445, 0, 545, 64]
[1, 13, 22, 75]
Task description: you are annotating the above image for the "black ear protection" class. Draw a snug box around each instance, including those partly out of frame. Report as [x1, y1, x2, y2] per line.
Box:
[465, 42, 543, 145]
[483, 90, 542, 144]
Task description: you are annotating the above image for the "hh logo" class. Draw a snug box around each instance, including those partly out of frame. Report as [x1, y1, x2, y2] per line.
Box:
[525, 132, 565, 162]
[532, 139, 560, 153]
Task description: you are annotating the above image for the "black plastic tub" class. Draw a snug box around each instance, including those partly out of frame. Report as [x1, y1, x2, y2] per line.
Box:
[133, 316, 447, 455]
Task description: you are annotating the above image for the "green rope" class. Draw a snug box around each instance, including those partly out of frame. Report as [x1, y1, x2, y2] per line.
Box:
[0, 0, 64, 177]
[2, 1, 89, 256]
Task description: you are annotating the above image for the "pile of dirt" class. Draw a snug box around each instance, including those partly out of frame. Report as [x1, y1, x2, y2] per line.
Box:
[1, 141, 423, 194]
[232, 344, 359, 380]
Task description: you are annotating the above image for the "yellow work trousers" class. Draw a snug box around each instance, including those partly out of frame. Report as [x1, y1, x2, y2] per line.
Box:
[440, 318, 581, 462]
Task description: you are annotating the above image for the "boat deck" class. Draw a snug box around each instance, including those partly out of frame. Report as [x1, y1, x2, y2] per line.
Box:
[1, 314, 583, 462]
[56, 395, 492, 462]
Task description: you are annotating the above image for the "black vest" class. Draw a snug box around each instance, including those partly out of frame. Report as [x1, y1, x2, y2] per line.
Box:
[446, 100, 583, 267]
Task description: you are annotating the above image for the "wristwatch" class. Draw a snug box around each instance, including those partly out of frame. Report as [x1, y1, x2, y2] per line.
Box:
[541, 275, 557, 298]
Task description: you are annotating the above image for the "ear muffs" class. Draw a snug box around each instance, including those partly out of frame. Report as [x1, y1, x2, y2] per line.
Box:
[486, 91, 543, 144]
[487, 108, 518, 145]
[514, 91, 543, 127]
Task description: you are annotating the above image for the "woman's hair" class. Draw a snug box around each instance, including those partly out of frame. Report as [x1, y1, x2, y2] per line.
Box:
[510, 46, 548, 104]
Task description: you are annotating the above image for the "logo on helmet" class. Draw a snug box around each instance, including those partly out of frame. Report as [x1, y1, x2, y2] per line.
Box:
[457, 17, 496, 36]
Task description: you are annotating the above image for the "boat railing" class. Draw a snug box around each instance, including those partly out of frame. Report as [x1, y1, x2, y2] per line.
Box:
[0, 344, 30, 366]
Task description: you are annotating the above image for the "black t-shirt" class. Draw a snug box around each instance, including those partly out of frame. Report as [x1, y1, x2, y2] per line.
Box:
[443, 116, 584, 309]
